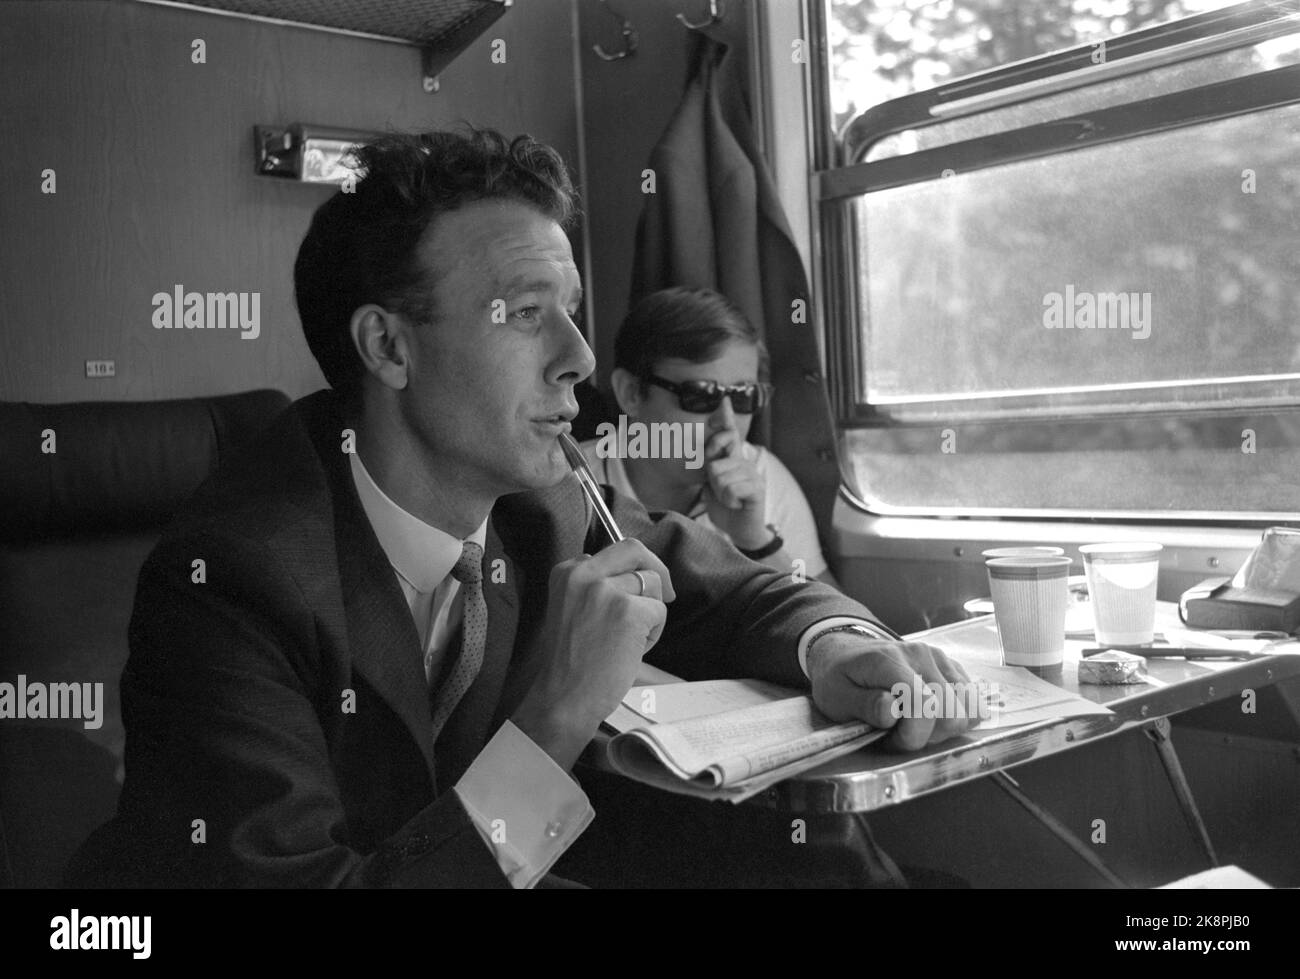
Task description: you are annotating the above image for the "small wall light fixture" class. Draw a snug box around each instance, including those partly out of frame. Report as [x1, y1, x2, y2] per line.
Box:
[254, 124, 377, 185]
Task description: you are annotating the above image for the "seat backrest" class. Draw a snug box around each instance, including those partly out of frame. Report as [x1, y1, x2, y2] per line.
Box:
[0, 389, 291, 887]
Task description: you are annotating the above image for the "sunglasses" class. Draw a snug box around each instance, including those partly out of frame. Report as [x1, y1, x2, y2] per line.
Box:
[644, 375, 774, 414]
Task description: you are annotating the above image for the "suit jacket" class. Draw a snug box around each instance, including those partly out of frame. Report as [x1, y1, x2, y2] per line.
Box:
[68, 389, 891, 887]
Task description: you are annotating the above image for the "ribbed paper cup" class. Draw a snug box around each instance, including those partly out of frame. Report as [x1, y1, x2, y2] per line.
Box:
[986, 556, 1072, 667]
[981, 546, 1066, 559]
[1080, 542, 1162, 646]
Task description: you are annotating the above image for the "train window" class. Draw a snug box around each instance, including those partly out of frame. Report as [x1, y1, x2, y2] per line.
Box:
[828, 0, 1250, 131]
[818, 0, 1300, 519]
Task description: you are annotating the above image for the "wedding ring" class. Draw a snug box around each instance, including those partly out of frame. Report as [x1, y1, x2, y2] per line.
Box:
[633, 570, 647, 596]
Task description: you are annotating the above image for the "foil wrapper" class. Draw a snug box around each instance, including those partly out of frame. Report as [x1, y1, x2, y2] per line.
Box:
[1078, 650, 1148, 685]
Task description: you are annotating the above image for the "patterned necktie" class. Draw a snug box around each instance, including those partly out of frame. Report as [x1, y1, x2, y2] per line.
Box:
[430, 541, 487, 741]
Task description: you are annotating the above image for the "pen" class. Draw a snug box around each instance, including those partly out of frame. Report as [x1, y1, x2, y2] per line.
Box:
[1082, 646, 1269, 661]
[559, 432, 626, 545]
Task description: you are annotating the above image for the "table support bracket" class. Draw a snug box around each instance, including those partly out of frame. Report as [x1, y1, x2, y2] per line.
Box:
[850, 814, 910, 888]
[1143, 717, 1219, 867]
[992, 771, 1129, 887]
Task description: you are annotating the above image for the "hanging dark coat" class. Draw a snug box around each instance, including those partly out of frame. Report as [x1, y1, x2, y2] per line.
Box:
[631, 35, 842, 534]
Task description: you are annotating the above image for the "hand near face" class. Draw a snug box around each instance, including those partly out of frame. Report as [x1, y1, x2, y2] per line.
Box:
[806, 633, 978, 751]
[511, 539, 674, 770]
[701, 399, 770, 550]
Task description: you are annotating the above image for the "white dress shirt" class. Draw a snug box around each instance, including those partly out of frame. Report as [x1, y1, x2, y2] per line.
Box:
[348, 451, 593, 888]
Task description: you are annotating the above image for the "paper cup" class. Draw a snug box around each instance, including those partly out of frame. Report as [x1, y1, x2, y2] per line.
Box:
[986, 556, 1072, 668]
[982, 546, 1066, 559]
[1080, 543, 1162, 646]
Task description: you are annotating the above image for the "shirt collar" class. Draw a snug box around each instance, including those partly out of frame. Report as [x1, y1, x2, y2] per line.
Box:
[348, 451, 488, 594]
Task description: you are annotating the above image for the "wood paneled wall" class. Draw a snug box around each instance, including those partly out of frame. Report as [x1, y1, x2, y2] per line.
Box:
[0, 0, 580, 403]
[575, 0, 755, 385]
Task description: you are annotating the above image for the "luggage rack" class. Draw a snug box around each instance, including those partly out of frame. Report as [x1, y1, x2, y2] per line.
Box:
[134, 0, 512, 92]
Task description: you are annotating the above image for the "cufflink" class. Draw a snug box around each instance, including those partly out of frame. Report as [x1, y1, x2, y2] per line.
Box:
[544, 820, 563, 839]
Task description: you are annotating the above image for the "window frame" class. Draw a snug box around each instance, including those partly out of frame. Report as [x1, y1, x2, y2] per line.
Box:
[837, 1, 1300, 169]
[811, 0, 1300, 521]
[818, 0, 1300, 426]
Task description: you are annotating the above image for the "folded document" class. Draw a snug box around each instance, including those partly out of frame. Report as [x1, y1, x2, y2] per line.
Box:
[603, 680, 884, 803]
[602, 668, 1114, 803]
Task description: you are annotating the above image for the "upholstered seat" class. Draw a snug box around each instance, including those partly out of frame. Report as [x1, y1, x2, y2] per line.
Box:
[0, 389, 290, 887]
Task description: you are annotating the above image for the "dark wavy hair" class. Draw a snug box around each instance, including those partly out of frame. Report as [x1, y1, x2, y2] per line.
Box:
[294, 128, 578, 403]
[614, 287, 768, 387]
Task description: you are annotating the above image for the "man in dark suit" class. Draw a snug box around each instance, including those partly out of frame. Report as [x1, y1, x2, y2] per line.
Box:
[70, 130, 973, 888]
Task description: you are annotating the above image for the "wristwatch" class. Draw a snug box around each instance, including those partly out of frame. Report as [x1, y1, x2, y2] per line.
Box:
[808, 623, 884, 651]
[738, 524, 783, 560]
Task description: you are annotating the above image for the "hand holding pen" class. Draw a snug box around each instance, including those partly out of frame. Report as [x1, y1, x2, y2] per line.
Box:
[510, 434, 675, 770]
[559, 430, 674, 602]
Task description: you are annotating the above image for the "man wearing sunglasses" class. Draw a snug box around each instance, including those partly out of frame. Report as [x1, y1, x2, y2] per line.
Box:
[587, 287, 839, 587]
[644, 374, 774, 415]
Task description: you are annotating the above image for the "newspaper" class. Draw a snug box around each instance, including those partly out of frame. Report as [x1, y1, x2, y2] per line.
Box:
[605, 683, 885, 803]
[603, 661, 1114, 802]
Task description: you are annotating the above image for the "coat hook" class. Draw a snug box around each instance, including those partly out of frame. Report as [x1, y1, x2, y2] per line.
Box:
[677, 0, 722, 30]
[592, 0, 637, 61]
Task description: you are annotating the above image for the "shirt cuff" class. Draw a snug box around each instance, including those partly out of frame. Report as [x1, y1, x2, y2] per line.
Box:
[453, 720, 594, 889]
[796, 616, 896, 677]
